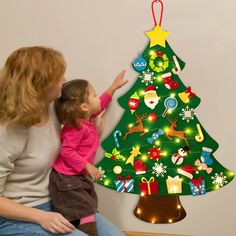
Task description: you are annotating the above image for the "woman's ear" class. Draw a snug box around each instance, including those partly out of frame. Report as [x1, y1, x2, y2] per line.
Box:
[80, 103, 89, 112]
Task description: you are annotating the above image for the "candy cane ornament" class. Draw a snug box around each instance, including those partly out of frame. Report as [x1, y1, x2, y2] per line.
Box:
[195, 124, 204, 142]
[172, 55, 181, 75]
[114, 130, 122, 148]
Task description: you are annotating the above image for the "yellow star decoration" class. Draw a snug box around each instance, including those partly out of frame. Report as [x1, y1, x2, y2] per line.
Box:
[126, 147, 141, 166]
[146, 25, 169, 48]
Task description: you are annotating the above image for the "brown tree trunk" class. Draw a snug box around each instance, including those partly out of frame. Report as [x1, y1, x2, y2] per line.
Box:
[134, 195, 186, 224]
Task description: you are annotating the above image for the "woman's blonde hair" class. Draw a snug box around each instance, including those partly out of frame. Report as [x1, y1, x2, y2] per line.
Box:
[0, 46, 66, 127]
[55, 79, 89, 127]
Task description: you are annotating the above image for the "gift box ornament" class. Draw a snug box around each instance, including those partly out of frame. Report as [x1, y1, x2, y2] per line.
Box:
[139, 177, 158, 195]
[114, 176, 134, 193]
[166, 175, 183, 194]
[189, 177, 206, 196]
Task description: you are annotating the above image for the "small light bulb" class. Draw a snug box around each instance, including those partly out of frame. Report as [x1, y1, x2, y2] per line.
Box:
[175, 138, 180, 143]
[141, 155, 147, 161]
[168, 219, 173, 223]
[185, 128, 192, 134]
[141, 192, 145, 197]
[177, 205, 181, 209]
[128, 124, 133, 128]
[137, 208, 141, 214]
[155, 141, 160, 146]
[157, 76, 162, 82]
[104, 180, 110, 186]
[170, 93, 176, 97]
[151, 218, 156, 224]
[149, 50, 155, 55]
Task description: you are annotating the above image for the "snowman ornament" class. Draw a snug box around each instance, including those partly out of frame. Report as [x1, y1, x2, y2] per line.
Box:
[171, 146, 190, 165]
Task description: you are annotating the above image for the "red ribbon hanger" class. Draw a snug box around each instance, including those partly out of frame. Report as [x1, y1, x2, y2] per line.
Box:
[151, 0, 164, 26]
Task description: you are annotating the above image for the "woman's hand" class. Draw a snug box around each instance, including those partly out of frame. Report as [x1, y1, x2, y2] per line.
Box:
[85, 163, 102, 182]
[107, 70, 128, 95]
[37, 211, 75, 234]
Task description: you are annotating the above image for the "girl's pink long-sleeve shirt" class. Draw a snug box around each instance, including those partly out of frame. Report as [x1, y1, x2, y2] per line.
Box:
[53, 92, 112, 176]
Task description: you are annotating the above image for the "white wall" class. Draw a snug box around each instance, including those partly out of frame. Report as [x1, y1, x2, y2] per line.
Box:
[0, 1, 235, 235]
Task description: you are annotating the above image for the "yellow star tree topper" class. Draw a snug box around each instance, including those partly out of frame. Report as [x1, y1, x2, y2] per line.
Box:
[146, 25, 169, 48]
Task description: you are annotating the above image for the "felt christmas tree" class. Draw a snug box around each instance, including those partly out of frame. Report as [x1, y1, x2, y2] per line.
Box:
[96, 0, 234, 223]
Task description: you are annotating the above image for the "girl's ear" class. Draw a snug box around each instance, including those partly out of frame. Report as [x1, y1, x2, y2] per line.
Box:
[80, 103, 89, 112]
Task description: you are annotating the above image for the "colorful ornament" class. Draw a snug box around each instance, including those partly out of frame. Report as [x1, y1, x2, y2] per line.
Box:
[113, 166, 122, 175]
[178, 87, 196, 104]
[123, 114, 146, 140]
[98, 166, 106, 180]
[149, 51, 169, 73]
[172, 55, 181, 75]
[189, 177, 206, 196]
[147, 129, 164, 144]
[133, 54, 147, 71]
[139, 69, 155, 86]
[148, 113, 158, 122]
[195, 159, 213, 174]
[195, 123, 204, 142]
[166, 118, 189, 146]
[166, 176, 183, 194]
[178, 165, 197, 179]
[144, 86, 160, 110]
[162, 97, 178, 117]
[171, 146, 190, 165]
[128, 92, 140, 114]
[146, 25, 169, 48]
[152, 162, 167, 177]
[113, 130, 122, 148]
[148, 146, 162, 161]
[134, 160, 147, 175]
[179, 106, 195, 123]
[114, 176, 134, 193]
[139, 177, 159, 195]
[162, 72, 179, 90]
[126, 146, 141, 166]
[105, 148, 125, 161]
[200, 147, 213, 166]
[211, 172, 228, 187]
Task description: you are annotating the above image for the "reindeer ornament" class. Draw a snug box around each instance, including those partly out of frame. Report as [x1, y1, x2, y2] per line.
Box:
[166, 118, 189, 146]
[123, 113, 146, 140]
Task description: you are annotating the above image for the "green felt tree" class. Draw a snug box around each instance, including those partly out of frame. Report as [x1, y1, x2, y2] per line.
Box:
[96, 2, 234, 224]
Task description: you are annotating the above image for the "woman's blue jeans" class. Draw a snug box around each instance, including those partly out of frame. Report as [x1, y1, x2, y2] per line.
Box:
[0, 202, 124, 236]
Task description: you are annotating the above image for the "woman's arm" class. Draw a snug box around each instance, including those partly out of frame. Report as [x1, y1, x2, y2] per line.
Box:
[0, 196, 75, 234]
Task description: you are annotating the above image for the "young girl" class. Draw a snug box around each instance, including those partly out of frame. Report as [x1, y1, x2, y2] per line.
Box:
[49, 71, 127, 236]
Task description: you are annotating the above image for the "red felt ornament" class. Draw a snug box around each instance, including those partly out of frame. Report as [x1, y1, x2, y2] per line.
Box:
[148, 146, 162, 161]
[148, 113, 158, 122]
[128, 92, 140, 114]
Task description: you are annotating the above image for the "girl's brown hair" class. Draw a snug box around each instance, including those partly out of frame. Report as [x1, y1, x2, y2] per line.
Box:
[0, 46, 66, 127]
[55, 79, 89, 127]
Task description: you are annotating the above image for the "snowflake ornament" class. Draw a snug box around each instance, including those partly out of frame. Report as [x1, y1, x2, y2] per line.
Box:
[139, 69, 155, 85]
[98, 166, 106, 180]
[179, 106, 195, 122]
[211, 172, 228, 187]
[152, 162, 167, 177]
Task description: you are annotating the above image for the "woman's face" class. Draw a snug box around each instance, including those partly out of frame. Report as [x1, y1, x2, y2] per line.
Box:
[44, 75, 67, 105]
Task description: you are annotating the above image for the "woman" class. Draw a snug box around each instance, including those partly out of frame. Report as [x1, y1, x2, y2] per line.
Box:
[0, 46, 124, 236]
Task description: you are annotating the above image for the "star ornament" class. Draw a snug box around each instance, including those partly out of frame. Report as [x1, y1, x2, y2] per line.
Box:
[146, 25, 169, 48]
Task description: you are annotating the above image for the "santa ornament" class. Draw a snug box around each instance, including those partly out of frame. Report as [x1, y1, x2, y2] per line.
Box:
[144, 86, 160, 109]
[171, 146, 190, 165]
